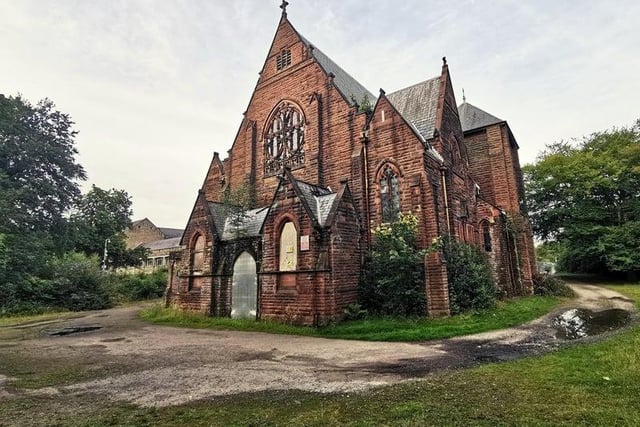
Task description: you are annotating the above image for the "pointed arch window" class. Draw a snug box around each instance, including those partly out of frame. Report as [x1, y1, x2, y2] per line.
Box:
[481, 220, 492, 252]
[380, 164, 400, 222]
[264, 102, 305, 175]
[191, 234, 205, 273]
[279, 222, 297, 271]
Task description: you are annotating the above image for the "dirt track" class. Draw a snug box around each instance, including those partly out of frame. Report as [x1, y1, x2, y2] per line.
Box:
[0, 283, 635, 407]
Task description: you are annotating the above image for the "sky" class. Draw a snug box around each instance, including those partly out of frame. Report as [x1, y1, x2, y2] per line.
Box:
[2, 0, 639, 228]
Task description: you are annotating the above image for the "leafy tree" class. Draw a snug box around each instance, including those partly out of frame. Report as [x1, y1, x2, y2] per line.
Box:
[0, 95, 86, 235]
[71, 185, 147, 268]
[0, 94, 85, 284]
[524, 120, 640, 276]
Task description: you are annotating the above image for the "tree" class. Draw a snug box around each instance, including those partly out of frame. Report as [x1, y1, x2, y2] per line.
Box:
[71, 185, 147, 268]
[0, 95, 86, 235]
[0, 94, 86, 282]
[524, 120, 640, 276]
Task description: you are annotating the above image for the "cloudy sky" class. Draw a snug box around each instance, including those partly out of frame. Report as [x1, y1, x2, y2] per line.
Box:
[2, 0, 639, 228]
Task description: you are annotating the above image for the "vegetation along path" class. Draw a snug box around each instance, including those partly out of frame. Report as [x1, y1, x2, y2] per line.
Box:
[0, 282, 635, 409]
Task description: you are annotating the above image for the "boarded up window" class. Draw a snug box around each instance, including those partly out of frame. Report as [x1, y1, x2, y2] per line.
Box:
[192, 234, 205, 272]
[279, 222, 297, 271]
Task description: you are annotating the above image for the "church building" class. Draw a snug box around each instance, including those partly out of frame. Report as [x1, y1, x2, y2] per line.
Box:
[166, 4, 536, 326]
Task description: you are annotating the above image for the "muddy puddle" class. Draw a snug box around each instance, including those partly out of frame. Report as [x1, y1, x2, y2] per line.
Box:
[44, 325, 102, 336]
[553, 308, 631, 340]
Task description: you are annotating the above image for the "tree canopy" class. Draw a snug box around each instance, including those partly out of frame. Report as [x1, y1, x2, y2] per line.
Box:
[524, 119, 640, 275]
[0, 95, 86, 235]
[1, 95, 86, 283]
[71, 185, 147, 268]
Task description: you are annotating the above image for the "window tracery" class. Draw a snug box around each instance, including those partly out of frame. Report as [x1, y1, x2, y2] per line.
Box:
[264, 102, 305, 175]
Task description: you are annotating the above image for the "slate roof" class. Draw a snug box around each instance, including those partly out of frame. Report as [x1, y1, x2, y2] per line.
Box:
[458, 102, 504, 132]
[386, 76, 441, 141]
[208, 202, 229, 237]
[207, 202, 269, 241]
[316, 193, 337, 227]
[159, 227, 184, 239]
[144, 237, 182, 251]
[221, 207, 269, 241]
[299, 35, 376, 107]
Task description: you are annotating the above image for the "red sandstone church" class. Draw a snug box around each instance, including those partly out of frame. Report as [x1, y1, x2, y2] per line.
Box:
[166, 4, 536, 325]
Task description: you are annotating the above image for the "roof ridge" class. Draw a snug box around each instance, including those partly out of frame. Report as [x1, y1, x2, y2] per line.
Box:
[387, 75, 440, 97]
[458, 102, 504, 132]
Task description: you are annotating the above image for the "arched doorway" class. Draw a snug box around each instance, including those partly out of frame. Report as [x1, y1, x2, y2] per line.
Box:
[231, 252, 257, 319]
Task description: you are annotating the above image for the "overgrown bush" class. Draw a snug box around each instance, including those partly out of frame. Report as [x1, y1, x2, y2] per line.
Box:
[441, 236, 497, 314]
[532, 273, 573, 297]
[360, 213, 429, 316]
[0, 251, 169, 316]
[47, 252, 113, 311]
[108, 268, 168, 303]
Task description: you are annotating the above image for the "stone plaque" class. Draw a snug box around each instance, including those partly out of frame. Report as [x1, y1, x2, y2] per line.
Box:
[300, 235, 310, 251]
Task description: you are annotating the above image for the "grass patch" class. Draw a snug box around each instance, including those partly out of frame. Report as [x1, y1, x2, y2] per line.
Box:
[141, 295, 562, 342]
[0, 311, 81, 328]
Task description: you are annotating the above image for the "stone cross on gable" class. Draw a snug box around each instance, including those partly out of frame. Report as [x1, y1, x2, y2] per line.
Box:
[280, 0, 289, 16]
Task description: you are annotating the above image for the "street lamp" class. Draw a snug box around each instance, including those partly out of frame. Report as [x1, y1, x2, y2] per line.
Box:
[101, 238, 111, 271]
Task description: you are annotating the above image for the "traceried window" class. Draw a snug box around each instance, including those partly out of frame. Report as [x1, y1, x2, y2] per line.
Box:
[279, 222, 297, 271]
[276, 49, 291, 71]
[380, 164, 400, 223]
[264, 102, 305, 175]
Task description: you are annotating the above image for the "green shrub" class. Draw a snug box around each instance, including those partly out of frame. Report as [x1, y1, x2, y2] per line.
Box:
[108, 268, 168, 302]
[343, 303, 368, 321]
[532, 273, 573, 297]
[360, 213, 429, 316]
[48, 252, 113, 311]
[441, 236, 497, 314]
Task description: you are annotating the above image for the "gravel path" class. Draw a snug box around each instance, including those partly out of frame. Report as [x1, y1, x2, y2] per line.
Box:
[0, 282, 635, 407]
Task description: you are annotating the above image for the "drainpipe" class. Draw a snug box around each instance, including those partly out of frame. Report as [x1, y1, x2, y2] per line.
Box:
[440, 166, 451, 234]
[361, 130, 371, 245]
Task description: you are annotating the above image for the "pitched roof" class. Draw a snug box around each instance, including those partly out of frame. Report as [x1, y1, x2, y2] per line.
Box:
[207, 202, 269, 241]
[386, 76, 441, 141]
[143, 237, 182, 251]
[458, 102, 503, 132]
[159, 227, 183, 239]
[299, 35, 375, 107]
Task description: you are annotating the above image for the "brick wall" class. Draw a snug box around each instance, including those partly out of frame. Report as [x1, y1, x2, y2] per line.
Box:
[125, 218, 164, 249]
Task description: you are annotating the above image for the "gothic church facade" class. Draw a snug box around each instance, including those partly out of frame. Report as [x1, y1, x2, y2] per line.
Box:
[166, 7, 536, 325]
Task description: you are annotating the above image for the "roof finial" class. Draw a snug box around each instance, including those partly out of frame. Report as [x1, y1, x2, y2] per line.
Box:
[442, 56, 447, 66]
[462, 88, 466, 103]
[280, 0, 289, 17]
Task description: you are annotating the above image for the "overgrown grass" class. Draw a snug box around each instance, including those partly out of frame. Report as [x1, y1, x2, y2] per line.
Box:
[141, 295, 561, 342]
